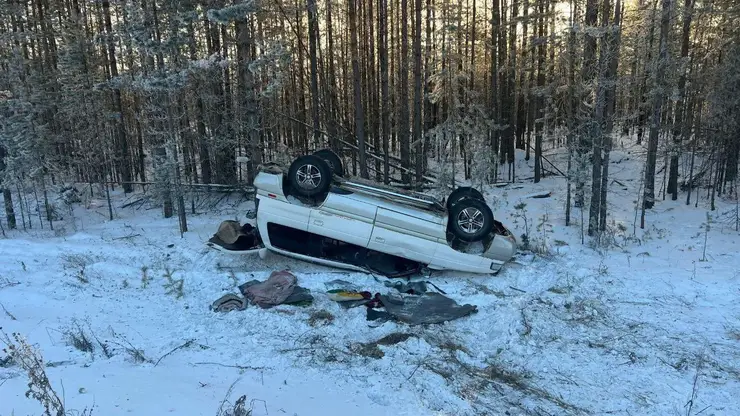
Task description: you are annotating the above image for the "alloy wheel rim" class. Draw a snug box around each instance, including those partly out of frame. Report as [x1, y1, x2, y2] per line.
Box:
[296, 164, 322, 189]
[457, 207, 484, 234]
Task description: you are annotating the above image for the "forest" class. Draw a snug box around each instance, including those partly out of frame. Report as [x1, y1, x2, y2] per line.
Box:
[0, 0, 739, 238]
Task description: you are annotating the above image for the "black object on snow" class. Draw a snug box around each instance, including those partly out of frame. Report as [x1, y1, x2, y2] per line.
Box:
[209, 220, 262, 251]
[371, 292, 478, 325]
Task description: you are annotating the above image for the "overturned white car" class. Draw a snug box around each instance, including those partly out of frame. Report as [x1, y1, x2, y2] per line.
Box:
[209, 149, 517, 276]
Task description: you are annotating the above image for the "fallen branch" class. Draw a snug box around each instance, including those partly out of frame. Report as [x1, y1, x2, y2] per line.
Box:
[523, 141, 567, 177]
[1, 303, 16, 320]
[611, 179, 626, 187]
[0, 279, 20, 290]
[192, 362, 269, 372]
[685, 355, 705, 416]
[407, 352, 432, 380]
[112, 233, 141, 241]
[154, 339, 195, 367]
[120, 198, 145, 209]
[520, 308, 531, 336]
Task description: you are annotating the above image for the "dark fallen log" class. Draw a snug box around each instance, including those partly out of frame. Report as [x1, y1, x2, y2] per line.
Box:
[526, 191, 552, 199]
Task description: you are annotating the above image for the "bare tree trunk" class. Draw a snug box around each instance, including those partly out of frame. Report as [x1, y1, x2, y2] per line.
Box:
[423, 0, 433, 174]
[399, 0, 411, 183]
[152, 146, 172, 218]
[490, 0, 501, 181]
[349, 0, 369, 178]
[0, 146, 16, 230]
[236, 17, 262, 183]
[413, 0, 423, 186]
[576, 0, 598, 208]
[2, 189, 15, 230]
[589, 0, 614, 237]
[508, 0, 519, 181]
[102, 0, 132, 193]
[534, 0, 545, 183]
[307, 0, 321, 149]
[643, 0, 672, 213]
[379, 0, 391, 184]
[565, 0, 578, 226]
[667, 0, 694, 200]
[599, 0, 622, 232]
[636, 1, 658, 146]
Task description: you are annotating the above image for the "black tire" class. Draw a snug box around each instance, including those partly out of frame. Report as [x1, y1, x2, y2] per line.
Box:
[287, 155, 332, 197]
[448, 198, 494, 243]
[446, 186, 485, 211]
[313, 148, 344, 177]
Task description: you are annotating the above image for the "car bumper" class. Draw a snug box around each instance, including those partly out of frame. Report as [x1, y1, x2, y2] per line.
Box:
[483, 230, 517, 264]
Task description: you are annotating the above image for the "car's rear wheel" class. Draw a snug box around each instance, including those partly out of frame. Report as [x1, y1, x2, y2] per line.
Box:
[313, 148, 344, 177]
[446, 186, 485, 211]
[287, 155, 332, 197]
[448, 198, 494, 242]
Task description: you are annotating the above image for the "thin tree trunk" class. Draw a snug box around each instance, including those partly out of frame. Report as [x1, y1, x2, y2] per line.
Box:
[307, 0, 321, 148]
[534, 0, 545, 183]
[423, 0, 433, 174]
[668, 0, 694, 199]
[102, 0, 132, 193]
[349, 0, 369, 178]
[565, 0, 578, 226]
[599, 0, 622, 232]
[379, 0, 391, 184]
[490, 0, 501, 181]
[399, 0, 410, 183]
[576, 0, 598, 208]
[236, 17, 262, 183]
[643, 0, 672, 213]
[2, 189, 15, 230]
[413, 0, 423, 186]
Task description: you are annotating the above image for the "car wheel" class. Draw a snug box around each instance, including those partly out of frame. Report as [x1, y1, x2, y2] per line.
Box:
[313, 148, 344, 177]
[446, 186, 485, 211]
[287, 155, 332, 197]
[448, 198, 494, 242]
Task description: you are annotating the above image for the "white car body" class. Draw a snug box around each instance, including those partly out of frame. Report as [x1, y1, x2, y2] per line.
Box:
[252, 168, 517, 275]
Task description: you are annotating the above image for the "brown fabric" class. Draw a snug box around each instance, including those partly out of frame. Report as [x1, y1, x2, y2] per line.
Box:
[242, 270, 298, 308]
[210, 294, 248, 312]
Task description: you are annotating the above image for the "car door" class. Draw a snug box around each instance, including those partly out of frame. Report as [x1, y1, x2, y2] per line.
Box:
[368, 207, 440, 264]
[308, 193, 375, 248]
[256, 193, 311, 231]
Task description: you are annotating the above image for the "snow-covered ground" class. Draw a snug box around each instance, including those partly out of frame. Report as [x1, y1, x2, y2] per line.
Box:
[1, 146, 739, 416]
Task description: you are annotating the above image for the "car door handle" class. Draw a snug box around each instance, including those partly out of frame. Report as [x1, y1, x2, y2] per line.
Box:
[313, 219, 324, 226]
[375, 237, 385, 243]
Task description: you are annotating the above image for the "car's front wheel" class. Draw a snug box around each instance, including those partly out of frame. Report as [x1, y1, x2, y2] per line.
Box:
[448, 198, 494, 242]
[287, 155, 332, 197]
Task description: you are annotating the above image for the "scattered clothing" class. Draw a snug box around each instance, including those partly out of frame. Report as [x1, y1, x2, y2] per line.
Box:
[210, 294, 248, 313]
[239, 270, 297, 309]
[281, 286, 314, 306]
